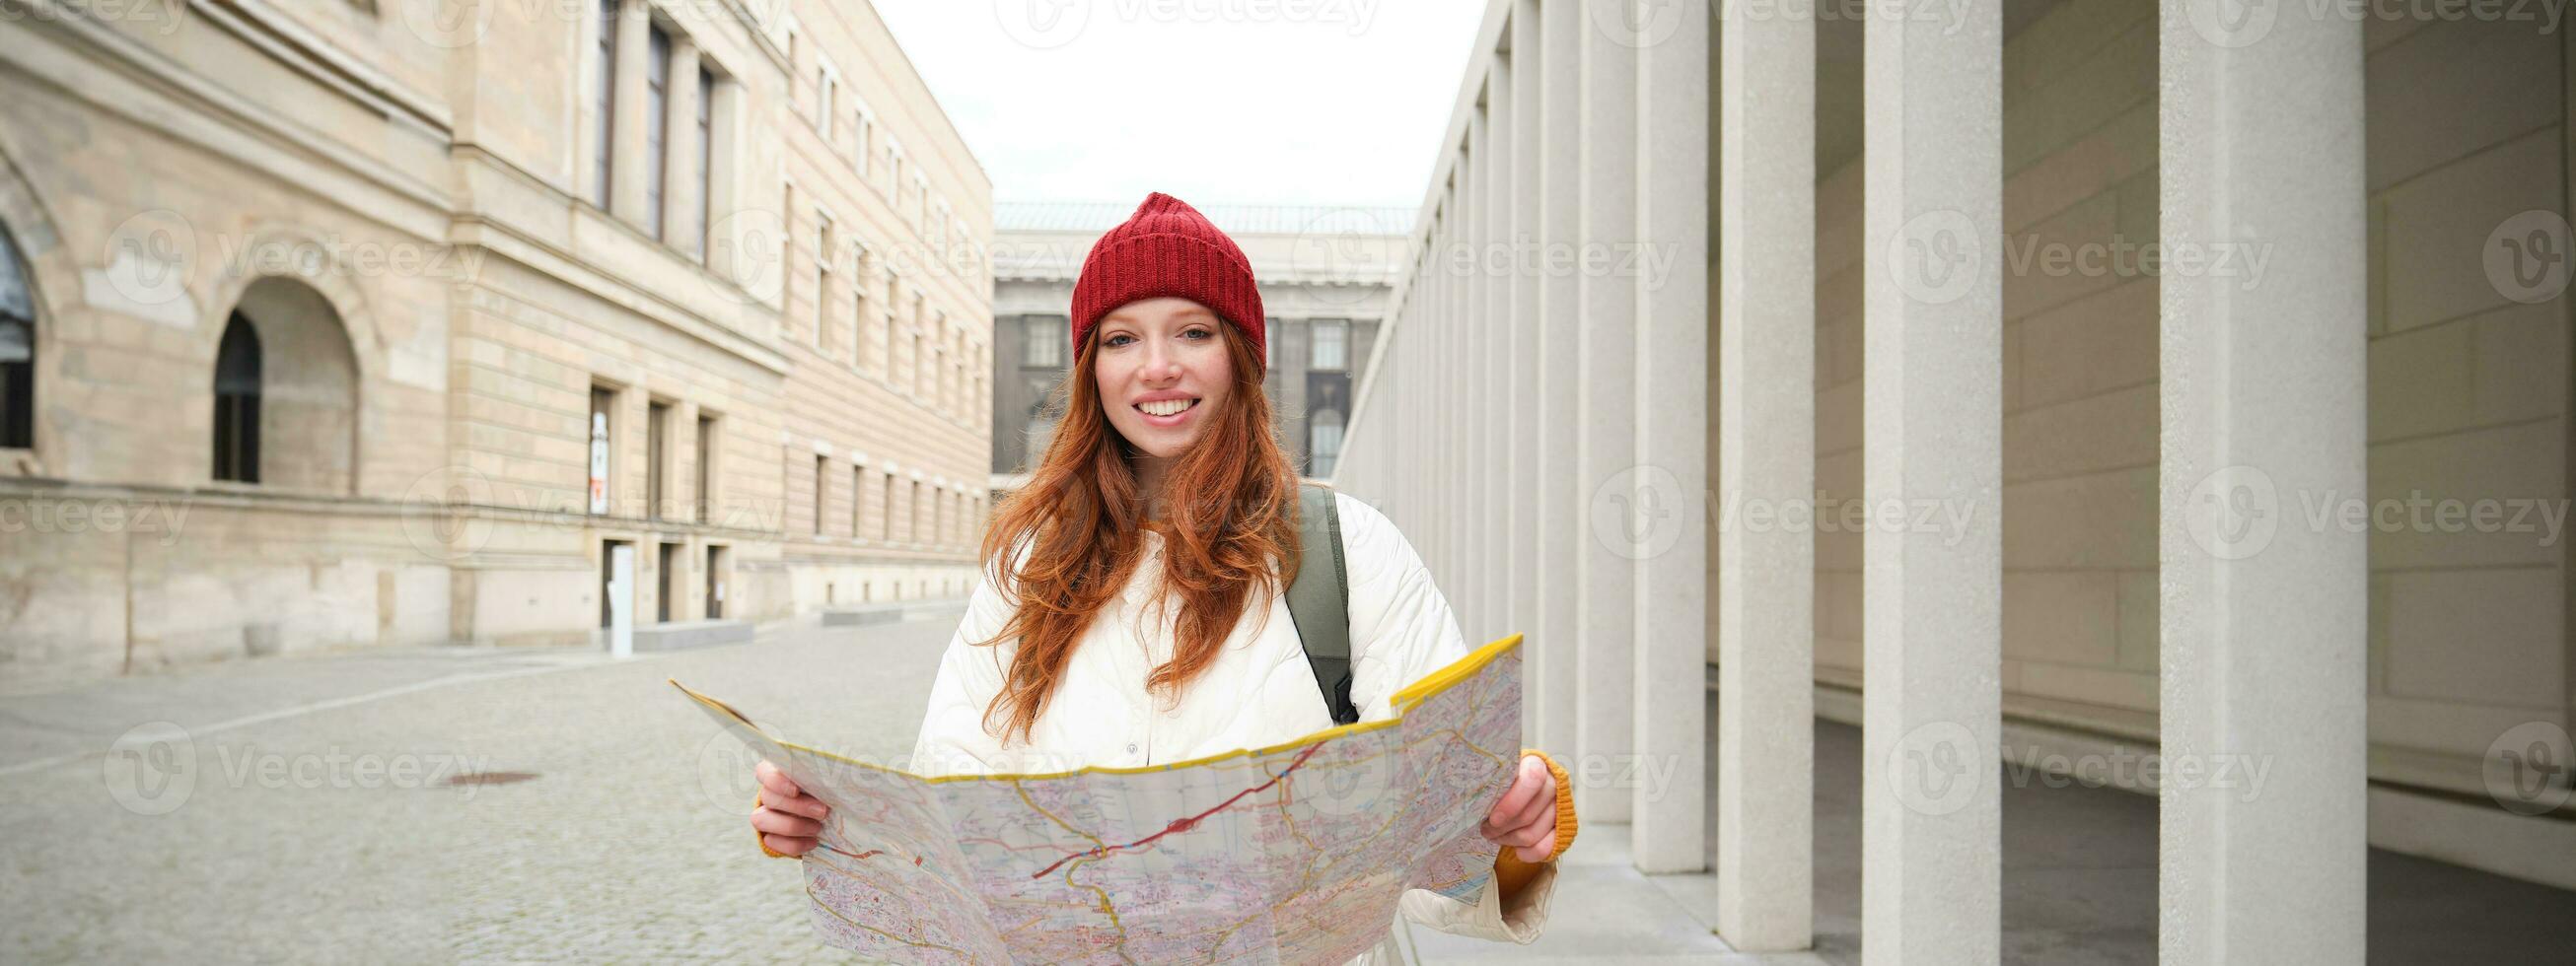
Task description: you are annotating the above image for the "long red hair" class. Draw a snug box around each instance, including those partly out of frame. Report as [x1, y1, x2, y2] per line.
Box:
[973, 321, 1303, 745]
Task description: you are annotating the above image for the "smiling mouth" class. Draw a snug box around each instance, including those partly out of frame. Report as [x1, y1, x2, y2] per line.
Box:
[1135, 398, 1200, 419]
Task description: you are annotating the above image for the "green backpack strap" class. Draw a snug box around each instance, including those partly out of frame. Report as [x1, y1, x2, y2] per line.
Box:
[1286, 482, 1357, 724]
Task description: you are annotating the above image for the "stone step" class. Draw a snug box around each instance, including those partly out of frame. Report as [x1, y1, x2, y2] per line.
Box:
[628, 619, 755, 654]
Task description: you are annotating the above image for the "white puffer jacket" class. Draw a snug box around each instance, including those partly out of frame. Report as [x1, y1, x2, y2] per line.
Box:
[910, 490, 1558, 962]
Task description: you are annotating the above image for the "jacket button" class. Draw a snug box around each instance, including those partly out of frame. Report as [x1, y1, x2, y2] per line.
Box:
[1126, 743, 1138, 754]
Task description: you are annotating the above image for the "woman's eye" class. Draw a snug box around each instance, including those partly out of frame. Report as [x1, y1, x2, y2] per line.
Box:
[1183, 328, 1213, 340]
[1104, 334, 1133, 348]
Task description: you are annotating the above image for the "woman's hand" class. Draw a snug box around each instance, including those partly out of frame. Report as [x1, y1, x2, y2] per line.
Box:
[750, 759, 832, 858]
[1480, 753, 1559, 863]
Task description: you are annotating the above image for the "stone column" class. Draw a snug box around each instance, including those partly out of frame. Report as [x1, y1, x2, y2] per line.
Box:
[609, 0, 653, 227]
[1861, 2, 2003, 963]
[1717, 0, 1816, 947]
[1632, 0, 1710, 874]
[1486, 126, 1506, 647]
[664, 36, 703, 257]
[1534, 0, 1584, 763]
[1575, 0, 1640, 826]
[2158, 4, 2368, 963]
[1509, 1, 1541, 701]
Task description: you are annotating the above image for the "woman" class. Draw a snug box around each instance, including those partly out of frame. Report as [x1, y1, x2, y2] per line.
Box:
[747, 192, 1574, 961]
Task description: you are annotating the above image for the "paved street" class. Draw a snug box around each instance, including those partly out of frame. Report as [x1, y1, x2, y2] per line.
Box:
[8, 613, 2567, 965]
[0, 607, 1752, 964]
[0, 608, 966, 963]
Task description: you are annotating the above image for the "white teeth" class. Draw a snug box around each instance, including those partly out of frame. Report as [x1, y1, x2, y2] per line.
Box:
[1138, 398, 1196, 418]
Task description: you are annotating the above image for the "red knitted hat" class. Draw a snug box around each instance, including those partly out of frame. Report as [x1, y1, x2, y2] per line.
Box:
[1068, 192, 1266, 369]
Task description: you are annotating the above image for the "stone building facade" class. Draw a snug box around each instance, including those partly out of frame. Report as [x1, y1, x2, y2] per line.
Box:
[987, 202, 1405, 487]
[0, 0, 988, 690]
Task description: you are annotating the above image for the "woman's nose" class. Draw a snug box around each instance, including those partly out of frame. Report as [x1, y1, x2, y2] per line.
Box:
[1142, 346, 1181, 380]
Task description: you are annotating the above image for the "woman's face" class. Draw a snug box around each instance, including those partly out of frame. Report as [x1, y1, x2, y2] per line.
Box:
[1092, 297, 1234, 460]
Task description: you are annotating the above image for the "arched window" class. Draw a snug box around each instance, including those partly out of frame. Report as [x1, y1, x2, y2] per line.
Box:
[213, 312, 262, 482]
[213, 277, 358, 491]
[0, 224, 32, 449]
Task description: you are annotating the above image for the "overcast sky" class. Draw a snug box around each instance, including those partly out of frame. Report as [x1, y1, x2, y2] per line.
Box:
[871, 2, 1485, 209]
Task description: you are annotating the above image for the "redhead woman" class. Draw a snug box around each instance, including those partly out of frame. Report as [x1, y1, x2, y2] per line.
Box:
[747, 192, 1575, 962]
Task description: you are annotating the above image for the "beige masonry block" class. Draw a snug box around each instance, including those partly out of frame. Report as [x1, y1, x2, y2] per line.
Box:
[2003, 465, 2156, 570]
[2363, 15, 2558, 193]
[2002, 321, 2022, 413]
[2111, 170, 2157, 245]
[2019, 278, 2157, 409]
[2003, 380, 2156, 484]
[2382, 127, 2558, 331]
[2002, 188, 2122, 322]
[2002, 17, 2153, 172]
[2369, 694, 2565, 760]
[2366, 418, 2567, 569]
[2384, 567, 2563, 710]
[2002, 570, 2119, 666]
[1816, 259, 1863, 328]
[1815, 378, 1863, 455]
[1816, 162, 1865, 274]
[2364, 8, 2435, 51]
[2115, 569, 2156, 672]
[2015, 659, 2157, 714]
[2004, 103, 2155, 233]
[2003, 0, 2155, 94]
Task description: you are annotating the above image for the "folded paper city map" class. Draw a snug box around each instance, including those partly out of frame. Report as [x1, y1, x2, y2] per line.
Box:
[673, 633, 1524, 965]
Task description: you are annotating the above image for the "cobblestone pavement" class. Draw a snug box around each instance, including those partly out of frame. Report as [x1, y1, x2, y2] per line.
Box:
[0, 607, 965, 963]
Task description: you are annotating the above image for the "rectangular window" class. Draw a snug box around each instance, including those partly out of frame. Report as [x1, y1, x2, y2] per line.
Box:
[849, 257, 868, 368]
[816, 216, 833, 353]
[588, 385, 617, 515]
[916, 481, 937, 546]
[645, 24, 671, 240]
[695, 67, 714, 257]
[656, 542, 679, 622]
[646, 400, 669, 519]
[813, 454, 828, 535]
[818, 70, 834, 138]
[850, 466, 865, 537]
[1312, 318, 1349, 371]
[881, 470, 894, 540]
[694, 412, 716, 523]
[593, 0, 617, 208]
[852, 108, 871, 176]
[1024, 314, 1065, 368]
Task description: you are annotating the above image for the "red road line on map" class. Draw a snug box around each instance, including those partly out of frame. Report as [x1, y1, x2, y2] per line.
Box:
[1029, 742, 1326, 880]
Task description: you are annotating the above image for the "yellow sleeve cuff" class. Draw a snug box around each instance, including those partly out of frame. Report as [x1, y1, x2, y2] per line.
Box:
[752, 792, 792, 860]
[1493, 748, 1577, 894]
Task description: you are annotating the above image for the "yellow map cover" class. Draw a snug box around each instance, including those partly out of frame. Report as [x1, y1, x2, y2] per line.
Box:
[673, 634, 1524, 964]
